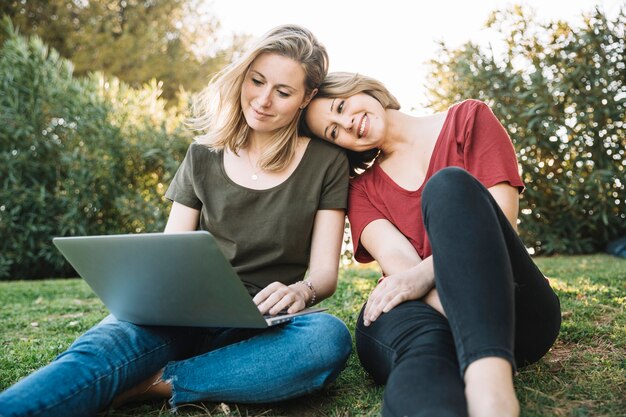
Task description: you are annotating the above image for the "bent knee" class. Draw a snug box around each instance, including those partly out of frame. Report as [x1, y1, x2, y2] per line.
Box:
[310, 313, 352, 362]
[423, 167, 475, 201]
[295, 314, 352, 386]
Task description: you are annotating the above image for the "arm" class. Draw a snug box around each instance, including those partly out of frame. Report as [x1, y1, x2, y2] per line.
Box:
[360, 182, 519, 325]
[488, 182, 519, 232]
[254, 209, 345, 315]
[359, 219, 439, 325]
[164, 202, 200, 233]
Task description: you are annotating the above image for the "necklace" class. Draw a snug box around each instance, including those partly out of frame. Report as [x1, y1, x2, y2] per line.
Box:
[246, 149, 262, 180]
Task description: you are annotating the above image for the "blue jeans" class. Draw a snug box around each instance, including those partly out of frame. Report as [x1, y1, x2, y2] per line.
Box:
[355, 167, 561, 417]
[0, 313, 352, 417]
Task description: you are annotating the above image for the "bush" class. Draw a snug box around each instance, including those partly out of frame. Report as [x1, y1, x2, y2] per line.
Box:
[0, 18, 191, 279]
[424, 7, 625, 255]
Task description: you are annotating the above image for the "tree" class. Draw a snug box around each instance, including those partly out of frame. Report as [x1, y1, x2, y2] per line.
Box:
[424, 6, 625, 255]
[0, 18, 192, 279]
[0, 0, 246, 101]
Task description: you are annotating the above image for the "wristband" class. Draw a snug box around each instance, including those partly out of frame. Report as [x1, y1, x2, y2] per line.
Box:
[297, 280, 316, 307]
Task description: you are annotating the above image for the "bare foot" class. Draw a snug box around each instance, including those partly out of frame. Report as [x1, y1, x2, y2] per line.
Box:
[464, 357, 519, 417]
[110, 369, 171, 408]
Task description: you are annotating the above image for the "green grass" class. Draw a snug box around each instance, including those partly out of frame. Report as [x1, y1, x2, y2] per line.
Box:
[1, 254, 624, 416]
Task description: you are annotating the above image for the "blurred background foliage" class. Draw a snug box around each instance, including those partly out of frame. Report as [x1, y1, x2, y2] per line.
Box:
[0, 16, 194, 279]
[424, 6, 625, 256]
[0, 2, 623, 279]
[0, 0, 248, 102]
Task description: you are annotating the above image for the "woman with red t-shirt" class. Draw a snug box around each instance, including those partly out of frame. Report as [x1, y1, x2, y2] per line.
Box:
[302, 72, 561, 417]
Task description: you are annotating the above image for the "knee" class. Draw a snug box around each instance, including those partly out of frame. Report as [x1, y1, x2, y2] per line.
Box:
[311, 314, 352, 366]
[422, 168, 486, 226]
[60, 316, 154, 366]
[423, 167, 476, 205]
[296, 314, 352, 386]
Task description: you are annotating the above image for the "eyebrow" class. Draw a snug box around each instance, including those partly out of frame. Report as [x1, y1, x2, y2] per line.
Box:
[250, 70, 297, 93]
[323, 99, 336, 139]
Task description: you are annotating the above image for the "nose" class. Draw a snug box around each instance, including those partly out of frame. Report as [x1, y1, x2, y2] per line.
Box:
[257, 87, 272, 108]
[339, 115, 355, 132]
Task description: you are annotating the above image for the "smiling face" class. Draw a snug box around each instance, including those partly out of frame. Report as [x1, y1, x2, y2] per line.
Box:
[240, 52, 309, 134]
[305, 92, 386, 152]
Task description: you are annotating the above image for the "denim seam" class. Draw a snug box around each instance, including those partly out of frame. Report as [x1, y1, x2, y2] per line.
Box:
[439, 300, 468, 376]
[36, 337, 176, 414]
[355, 326, 398, 366]
[440, 279, 516, 376]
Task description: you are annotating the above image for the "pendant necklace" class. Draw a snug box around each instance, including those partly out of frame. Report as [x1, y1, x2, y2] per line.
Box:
[246, 150, 262, 181]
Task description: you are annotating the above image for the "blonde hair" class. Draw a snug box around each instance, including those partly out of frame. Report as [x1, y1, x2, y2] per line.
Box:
[312, 72, 401, 110]
[189, 24, 328, 171]
[301, 72, 400, 177]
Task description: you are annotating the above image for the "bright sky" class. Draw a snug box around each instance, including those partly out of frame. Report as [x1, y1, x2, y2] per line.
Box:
[208, 0, 622, 115]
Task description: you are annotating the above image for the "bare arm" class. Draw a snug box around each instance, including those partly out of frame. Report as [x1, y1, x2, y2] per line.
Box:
[359, 219, 438, 325]
[164, 202, 200, 233]
[488, 182, 520, 232]
[254, 209, 345, 315]
[359, 182, 520, 325]
[304, 209, 346, 300]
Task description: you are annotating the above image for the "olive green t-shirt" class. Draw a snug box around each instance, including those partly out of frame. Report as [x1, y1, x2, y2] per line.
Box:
[165, 139, 349, 296]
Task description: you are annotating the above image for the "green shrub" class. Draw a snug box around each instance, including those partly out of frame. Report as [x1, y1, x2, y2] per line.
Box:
[424, 7, 625, 255]
[0, 18, 191, 280]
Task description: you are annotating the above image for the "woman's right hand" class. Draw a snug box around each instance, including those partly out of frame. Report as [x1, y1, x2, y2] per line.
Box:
[362, 269, 433, 326]
[253, 281, 310, 316]
[359, 219, 442, 324]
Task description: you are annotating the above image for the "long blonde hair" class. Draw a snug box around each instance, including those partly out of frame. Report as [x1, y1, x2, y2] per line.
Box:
[189, 24, 328, 171]
[301, 72, 400, 177]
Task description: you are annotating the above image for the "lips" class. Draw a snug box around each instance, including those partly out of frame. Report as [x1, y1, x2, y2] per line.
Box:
[252, 107, 272, 119]
[357, 113, 369, 138]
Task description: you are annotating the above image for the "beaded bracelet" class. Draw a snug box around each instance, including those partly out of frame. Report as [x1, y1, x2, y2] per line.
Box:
[296, 280, 316, 307]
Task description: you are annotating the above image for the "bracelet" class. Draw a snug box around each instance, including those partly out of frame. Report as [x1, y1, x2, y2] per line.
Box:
[296, 280, 316, 307]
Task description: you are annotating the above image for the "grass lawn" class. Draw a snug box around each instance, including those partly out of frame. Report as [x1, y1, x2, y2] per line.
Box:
[1, 254, 624, 416]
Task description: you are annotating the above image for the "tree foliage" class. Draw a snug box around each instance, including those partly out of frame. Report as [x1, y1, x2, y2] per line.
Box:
[0, 0, 246, 101]
[0, 18, 192, 279]
[424, 6, 625, 255]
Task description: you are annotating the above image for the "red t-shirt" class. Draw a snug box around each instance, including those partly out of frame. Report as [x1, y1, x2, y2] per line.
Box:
[348, 99, 524, 263]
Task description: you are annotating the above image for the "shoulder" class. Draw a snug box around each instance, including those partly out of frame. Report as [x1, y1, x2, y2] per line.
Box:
[176, 141, 220, 174]
[187, 140, 220, 160]
[306, 137, 348, 164]
[349, 163, 376, 190]
[306, 136, 345, 156]
[449, 99, 491, 115]
[447, 99, 503, 129]
[189, 140, 212, 153]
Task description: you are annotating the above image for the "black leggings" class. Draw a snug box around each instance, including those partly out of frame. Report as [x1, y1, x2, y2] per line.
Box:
[355, 167, 561, 417]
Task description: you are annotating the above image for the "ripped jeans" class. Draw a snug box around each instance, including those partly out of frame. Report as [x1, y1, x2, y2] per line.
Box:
[0, 313, 352, 417]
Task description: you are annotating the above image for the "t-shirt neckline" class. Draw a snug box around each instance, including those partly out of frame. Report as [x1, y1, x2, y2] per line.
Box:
[219, 139, 314, 192]
[373, 108, 453, 195]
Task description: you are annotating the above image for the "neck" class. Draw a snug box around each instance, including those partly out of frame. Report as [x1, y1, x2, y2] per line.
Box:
[246, 130, 274, 155]
[378, 109, 421, 157]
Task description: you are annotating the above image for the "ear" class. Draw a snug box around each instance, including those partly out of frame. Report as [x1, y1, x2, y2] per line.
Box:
[300, 88, 318, 109]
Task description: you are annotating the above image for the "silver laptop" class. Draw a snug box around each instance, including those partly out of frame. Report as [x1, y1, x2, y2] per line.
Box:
[52, 231, 325, 328]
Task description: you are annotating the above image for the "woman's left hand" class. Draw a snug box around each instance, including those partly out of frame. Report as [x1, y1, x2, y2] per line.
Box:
[363, 271, 431, 326]
[253, 281, 309, 315]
